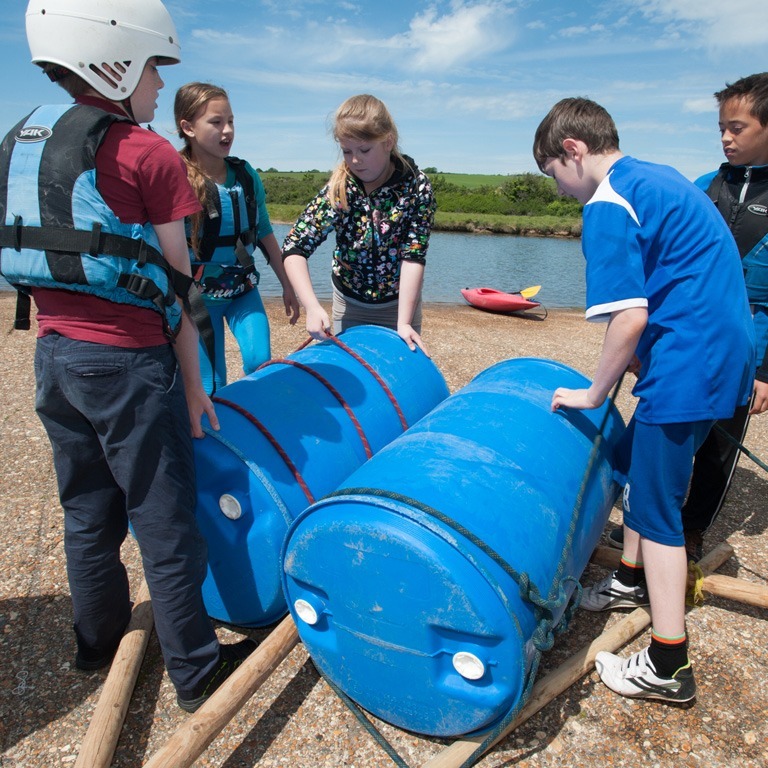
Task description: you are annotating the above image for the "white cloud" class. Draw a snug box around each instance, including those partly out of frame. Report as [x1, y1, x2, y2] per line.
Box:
[444, 93, 537, 121]
[627, 0, 768, 48]
[559, 25, 590, 38]
[187, 2, 519, 77]
[397, 2, 516, 71]
[683, 97, 718, 114]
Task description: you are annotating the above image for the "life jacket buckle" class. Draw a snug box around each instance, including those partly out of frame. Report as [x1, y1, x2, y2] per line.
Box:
[88, 222, 102, 257]
[13, 215, 23, 251]
[123, 273, 155, 299]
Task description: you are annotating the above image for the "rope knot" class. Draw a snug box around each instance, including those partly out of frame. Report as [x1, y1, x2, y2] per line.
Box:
[686, 560, 706, 607]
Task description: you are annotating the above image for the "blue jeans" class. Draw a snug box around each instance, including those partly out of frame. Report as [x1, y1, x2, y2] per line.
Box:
[34, 334, 219, 695]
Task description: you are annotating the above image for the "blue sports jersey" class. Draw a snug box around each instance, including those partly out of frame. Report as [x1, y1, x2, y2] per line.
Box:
[582, 156, 755, 424]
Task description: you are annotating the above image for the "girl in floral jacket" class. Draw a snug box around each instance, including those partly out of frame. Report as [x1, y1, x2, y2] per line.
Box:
[282, 94, 436, 353]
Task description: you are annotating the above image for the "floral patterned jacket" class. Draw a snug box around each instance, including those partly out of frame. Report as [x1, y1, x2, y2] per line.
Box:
[282, 155, 436, 303]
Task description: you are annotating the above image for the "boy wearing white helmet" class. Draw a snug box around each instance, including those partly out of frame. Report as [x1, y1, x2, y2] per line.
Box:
[0, 0, 255, 712]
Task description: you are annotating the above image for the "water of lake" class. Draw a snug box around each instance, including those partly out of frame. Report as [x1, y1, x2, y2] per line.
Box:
[0, 223, 587, 310]
[264, 223, 586, 309]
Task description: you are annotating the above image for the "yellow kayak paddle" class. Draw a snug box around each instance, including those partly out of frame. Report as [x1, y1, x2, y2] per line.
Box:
[516, 285, 541, 299]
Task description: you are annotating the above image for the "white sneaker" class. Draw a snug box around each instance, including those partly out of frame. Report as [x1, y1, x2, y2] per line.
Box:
[595, 647, 696, 702]
[580, 570, 650, 611]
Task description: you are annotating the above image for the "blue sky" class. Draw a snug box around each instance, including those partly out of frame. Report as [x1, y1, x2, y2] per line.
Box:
[1, 0, 766, 180]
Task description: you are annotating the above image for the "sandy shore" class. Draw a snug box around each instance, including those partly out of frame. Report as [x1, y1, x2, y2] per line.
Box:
[0, 293, 766, 767]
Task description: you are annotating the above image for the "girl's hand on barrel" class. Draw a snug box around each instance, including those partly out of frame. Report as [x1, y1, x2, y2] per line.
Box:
[551, 386, 603, 412]
[306, 305, 332, 340]
[398, 324, 430, 357]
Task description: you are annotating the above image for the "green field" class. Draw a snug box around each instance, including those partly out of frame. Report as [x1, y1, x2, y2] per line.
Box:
[261, 170, 582, 237]
[261, 169, 528, 188]
[426, 171, 520, 189]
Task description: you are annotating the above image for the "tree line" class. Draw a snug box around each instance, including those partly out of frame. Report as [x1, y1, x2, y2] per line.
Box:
[260, 170, 582, 219]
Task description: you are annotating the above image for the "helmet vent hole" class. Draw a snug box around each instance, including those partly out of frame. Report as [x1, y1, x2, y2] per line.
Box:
[88, 63, 119, 90]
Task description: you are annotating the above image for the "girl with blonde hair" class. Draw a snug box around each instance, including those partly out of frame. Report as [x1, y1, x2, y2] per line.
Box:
[283, 94, 436, 353]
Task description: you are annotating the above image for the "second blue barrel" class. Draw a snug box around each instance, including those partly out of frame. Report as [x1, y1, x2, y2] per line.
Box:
[194, 326, 449, 627]
[281, 357, 625, 736]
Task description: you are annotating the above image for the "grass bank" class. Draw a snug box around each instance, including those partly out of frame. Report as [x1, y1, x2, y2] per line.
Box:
[263, 170, 583, 237]
[268, 204, 582, 238]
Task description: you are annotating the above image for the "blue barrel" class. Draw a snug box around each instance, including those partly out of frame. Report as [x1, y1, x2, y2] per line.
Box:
[281, 357, 625, 736]
[194, 326, 449, 627]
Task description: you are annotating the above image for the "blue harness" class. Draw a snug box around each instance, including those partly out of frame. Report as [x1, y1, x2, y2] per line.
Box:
[190, 156, 261, 300]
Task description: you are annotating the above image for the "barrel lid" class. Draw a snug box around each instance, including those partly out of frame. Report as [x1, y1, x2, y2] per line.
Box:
[282, 494, 528, 737]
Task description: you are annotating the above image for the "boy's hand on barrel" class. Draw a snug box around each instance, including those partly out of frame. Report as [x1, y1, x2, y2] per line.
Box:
[188, 389, 220, 438]
[551, 386, 604, 412]
[626, 355, 642, 376]
[751, 379, 768, 415]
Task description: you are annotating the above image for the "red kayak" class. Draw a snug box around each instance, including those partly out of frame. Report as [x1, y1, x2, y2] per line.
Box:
[461, 287, 545, 316]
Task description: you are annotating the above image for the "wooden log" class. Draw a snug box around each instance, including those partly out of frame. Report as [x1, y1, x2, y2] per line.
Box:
[142, 614, 300, 768]
[591, 541, 767, 608]
[422, 541, 734, 768]
[75, 580, 154, 768]
[702, 573, 768, 609]
[591, 541, 736, 573]
[590, 544, 622, 570]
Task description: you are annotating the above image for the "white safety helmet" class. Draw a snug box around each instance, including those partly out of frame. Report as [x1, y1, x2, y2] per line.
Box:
[25, 0, 181, 100]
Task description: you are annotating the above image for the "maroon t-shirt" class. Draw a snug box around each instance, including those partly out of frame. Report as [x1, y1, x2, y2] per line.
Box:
[33, 95, 201, 347]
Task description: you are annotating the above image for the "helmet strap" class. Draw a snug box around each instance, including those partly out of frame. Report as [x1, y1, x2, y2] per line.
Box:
[121, 97, 138, 124]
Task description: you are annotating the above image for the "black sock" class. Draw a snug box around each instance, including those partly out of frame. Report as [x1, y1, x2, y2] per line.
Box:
[615, 557, 645, 587]
[648, 631, 689, 678]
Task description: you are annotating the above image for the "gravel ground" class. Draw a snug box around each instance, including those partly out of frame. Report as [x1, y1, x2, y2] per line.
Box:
[0, 293, 766, 768]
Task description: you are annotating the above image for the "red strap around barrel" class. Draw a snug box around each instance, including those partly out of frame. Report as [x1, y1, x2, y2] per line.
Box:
[259, 358, 373, 459]
[211, 396, 315, 505]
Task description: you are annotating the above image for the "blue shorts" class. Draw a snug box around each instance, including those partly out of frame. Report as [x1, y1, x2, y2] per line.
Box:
[614, 418, 713, 546]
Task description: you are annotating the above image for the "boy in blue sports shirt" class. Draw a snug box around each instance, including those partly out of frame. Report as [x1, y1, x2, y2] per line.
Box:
[608, 72, 768, 558]
[533, 98, 754, 702]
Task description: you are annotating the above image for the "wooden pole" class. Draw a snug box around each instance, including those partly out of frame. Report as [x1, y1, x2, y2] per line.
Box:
[75, 580, 154, 768]
[421, 542, 734, 768]
[591, 542, 766, 608]
[142, 614, 300, 768]
[701, 573, 768, 609]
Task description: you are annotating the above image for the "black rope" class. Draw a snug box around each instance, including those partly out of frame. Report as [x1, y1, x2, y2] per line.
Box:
[320, 672, 410, 768]
[713, 422, 768, 474]
[320, 374, 625, 768]
[456, 373, 625, 768]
